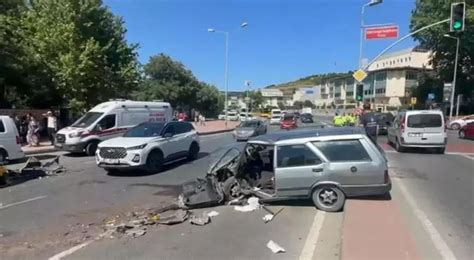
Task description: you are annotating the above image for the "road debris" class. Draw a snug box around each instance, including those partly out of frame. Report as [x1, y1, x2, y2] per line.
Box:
[267, 240, 286, 254]
[234, 197, 260, 212]
[189, 212, 211, 226]
[262, 214, 274, 223]
[155, 209, 189, 225]
[125, 228, 147, 238]
[207, 211, 219, 217]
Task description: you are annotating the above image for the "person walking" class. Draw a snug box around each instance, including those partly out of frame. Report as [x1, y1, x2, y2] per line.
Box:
[27, 115, 40, 147]
[46, 111, 58, 145]
[359, 109, 378, 144]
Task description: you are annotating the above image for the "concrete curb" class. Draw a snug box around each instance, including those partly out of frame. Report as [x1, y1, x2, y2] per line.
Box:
[23, 128, 235, 155]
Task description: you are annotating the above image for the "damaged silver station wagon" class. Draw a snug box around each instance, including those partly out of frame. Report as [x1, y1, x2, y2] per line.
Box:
[182, 127, 391, 212]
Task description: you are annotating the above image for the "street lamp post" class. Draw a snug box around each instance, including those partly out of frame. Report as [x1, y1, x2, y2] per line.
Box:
[359, 0, 383, 69]
[444, 34, 460, 122]
[208, 22, 248, 128]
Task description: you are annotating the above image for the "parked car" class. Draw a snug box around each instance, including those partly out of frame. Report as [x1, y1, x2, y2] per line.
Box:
[387, 110, 447, 153]
[280, 114, 297, 130]
[0, 116, 24, 164]
[227, 111, 239, 121]
[218, 112, 226, 120]
[459, 122, 474, 139]
[56, 100, 173, 156]
[269, 115, 281, 125]
[449, 115, 474, 130]
[233, 120, 267, 141]
[96, 121, 200, 174]
[300, 113, 314, 123]
[182, 127, 391, 212]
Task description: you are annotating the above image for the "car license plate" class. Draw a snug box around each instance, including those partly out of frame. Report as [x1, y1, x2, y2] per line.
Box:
[103, 159, 119, 164]
[408, 133, 422, 137]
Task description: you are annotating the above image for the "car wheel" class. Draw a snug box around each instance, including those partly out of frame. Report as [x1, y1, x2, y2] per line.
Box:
[436, 148, 445, 154]
[187, 142, 200, 160]
[0, 149, 8, 164]
[85, 141, 99, 156]
[312, 186, 345, 212]
[451, 123, 461, 130]
[146, 150, 163, 173]
[395, 139, 405, 153]
[459, 130, 465, 139]
[223, 177, 243, 201]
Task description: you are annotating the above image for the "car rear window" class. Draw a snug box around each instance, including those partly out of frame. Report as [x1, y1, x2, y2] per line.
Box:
[407, 114, 442, 128]
[312, 140, 371, 162]
[0, 120, 5, 133]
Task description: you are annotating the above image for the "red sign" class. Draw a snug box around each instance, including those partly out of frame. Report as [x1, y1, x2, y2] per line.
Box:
[365, 26, 399, 40]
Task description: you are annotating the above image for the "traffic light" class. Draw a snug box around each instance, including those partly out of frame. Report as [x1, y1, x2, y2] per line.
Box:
[356, 84, 364, 101]
[450, 2, 465, 32]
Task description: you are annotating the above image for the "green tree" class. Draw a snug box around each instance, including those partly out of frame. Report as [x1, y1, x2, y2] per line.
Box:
[303, 100, 315, 108]
[293, 101, 304, 110]
[137, 54, 222, 116]
[410, 0, 474, 105]
[18, 0, 140, 111]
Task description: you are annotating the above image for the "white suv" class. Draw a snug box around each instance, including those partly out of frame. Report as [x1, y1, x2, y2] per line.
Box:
[0, 116, 24, 164]
[96, 121, 200, 173]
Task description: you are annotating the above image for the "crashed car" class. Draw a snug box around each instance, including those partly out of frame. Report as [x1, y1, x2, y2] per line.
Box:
[182, 127, 391, 212]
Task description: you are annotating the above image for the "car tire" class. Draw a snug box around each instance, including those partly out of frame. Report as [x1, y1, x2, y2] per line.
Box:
[312, 186, 345, 212]
[459, 130, 465, 139]
[451, 123, 461, 130]
[187, 142, 200, 161]
[223, 176, 243, 201]
[436, 148, 445, 154]
[0, 149, 8, 164]
[395, 139, 405, 153]
[85, 141, 99, 156]
[146, 150, 163, 173]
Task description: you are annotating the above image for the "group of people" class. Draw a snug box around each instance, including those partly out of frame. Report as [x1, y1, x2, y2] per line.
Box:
[333, 113, 358, 127]
[13, 111, 58, 147]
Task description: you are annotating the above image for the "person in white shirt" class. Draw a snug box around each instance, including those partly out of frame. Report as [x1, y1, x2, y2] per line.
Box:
[46, 111, 58, 145]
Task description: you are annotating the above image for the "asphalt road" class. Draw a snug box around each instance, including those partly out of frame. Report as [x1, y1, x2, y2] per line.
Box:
[0, 117, 472, 260]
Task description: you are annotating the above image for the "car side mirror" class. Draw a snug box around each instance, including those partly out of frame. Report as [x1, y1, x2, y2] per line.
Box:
[163, 132, 174, 138]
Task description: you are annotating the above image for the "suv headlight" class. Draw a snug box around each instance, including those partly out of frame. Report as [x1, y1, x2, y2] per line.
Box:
[127, 144, 147, 150]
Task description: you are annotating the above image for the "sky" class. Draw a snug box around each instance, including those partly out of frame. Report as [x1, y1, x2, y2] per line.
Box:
[104, 0, 417, 91]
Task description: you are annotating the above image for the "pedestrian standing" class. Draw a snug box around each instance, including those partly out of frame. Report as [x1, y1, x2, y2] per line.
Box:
[201, 114, 206, 126]
[46, 111, 58, 145]
[27, 115, 40, 147]
[359, 110, 378, 144]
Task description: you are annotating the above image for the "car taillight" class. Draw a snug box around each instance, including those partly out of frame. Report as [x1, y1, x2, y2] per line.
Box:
[384, 170, 389, 183]
[16, 135, 20, 144]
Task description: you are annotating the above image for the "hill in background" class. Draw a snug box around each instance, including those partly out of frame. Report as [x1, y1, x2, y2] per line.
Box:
[265, 71, 354, 90]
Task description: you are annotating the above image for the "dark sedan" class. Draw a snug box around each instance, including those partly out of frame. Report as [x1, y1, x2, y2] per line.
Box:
[300, 113, 314, 123]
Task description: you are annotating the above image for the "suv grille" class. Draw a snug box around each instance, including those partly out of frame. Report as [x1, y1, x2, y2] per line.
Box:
[56, 134, 66, 143]
[99, 147, 127, 159]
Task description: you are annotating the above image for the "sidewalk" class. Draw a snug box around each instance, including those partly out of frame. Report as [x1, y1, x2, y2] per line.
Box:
[21, 120, 239, 155]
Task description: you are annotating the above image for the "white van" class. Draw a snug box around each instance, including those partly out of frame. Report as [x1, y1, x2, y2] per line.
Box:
[0, 116, 24, 163]
[387, 110, 447, 153]
[271, 109, 282, 117]
[227, 111, 239, 121]
[56, 100, 172, 155]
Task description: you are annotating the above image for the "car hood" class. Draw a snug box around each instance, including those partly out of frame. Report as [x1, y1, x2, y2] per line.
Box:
[207, 143, 245, 175]
[99, 136, 160, 148]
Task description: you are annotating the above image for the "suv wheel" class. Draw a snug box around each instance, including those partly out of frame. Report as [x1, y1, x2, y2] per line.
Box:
[85, 141, 99, 156]
[451, 123, 461, 130]
[312, 186, 345, 212]
[146, 150, 163, 173]
[395, 139, 405, 153]
[187, 142, 199, 161]
[459, 130, 465, 139]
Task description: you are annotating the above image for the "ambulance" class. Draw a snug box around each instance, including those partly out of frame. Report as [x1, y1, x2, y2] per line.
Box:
[55, 100, 172, 155]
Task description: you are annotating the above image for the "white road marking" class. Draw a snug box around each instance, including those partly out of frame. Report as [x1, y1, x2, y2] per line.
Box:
[460, 154, 474, 160]
[48, 240, 93, 260]
[299, 210, 326, 260]
[0, 195, 48, 210]
[384, 150, 474, 156]
[394, 177, 457, 260]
